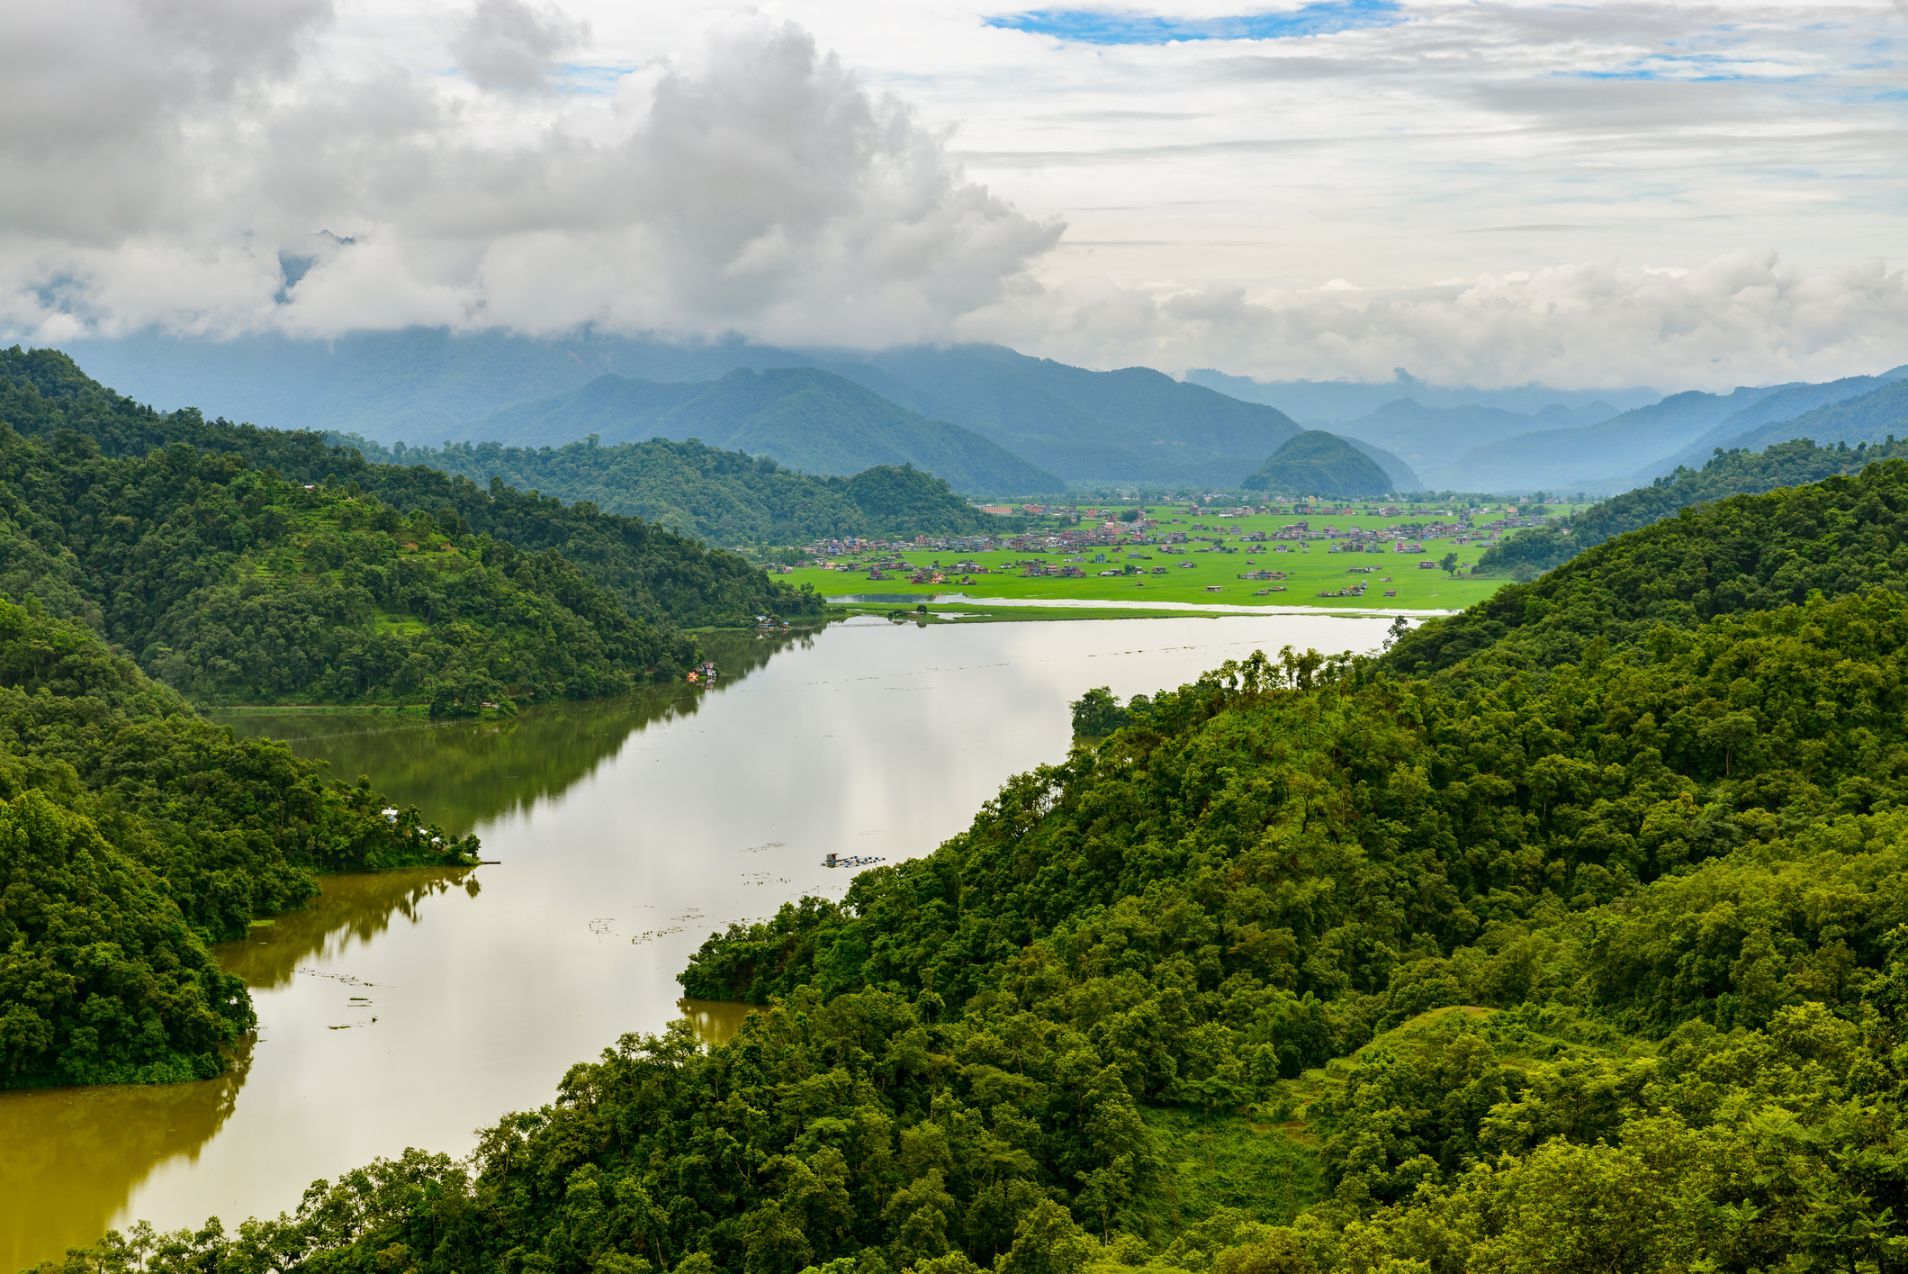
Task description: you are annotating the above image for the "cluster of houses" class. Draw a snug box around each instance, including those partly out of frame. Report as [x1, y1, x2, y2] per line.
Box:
[782, 499, 1559, 588]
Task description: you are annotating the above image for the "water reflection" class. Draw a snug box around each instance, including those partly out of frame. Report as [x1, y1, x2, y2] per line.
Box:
[0, 1046, 251, 1274]
[680, 999, 754, 1047]
[217, 629, 817, 834]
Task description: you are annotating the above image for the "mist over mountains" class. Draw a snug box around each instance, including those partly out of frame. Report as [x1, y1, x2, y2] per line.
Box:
[60, 330, 1330, 491]
[57, 329, 1908, 498]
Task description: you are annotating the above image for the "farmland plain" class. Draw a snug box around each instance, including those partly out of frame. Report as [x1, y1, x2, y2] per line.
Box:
[772, 500, 1571, 615]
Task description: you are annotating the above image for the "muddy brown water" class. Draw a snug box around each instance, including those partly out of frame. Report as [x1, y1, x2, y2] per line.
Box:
[0, 613, 1391, 1269]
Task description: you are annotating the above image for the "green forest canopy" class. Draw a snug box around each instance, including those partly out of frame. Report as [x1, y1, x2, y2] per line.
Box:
[0, 425, 689, 713]
[44, 462, 1908, 1269]
[344, 436, 1011, 547]
[0, 598, 474, 1090]
[2, 347, 821, 630]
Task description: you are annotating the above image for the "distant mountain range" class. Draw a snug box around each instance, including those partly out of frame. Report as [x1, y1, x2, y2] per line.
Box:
[1328, 399, 1619, 489]
[463, 367, 1064, 496]
[1185, 368, 1659, 424]
[54, 330, 1908, 497]
[65, 331, 1319, 491]
[1646, 370, 1908, 476]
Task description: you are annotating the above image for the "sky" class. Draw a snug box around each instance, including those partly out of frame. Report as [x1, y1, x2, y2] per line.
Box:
[1, 0, 1905, 389]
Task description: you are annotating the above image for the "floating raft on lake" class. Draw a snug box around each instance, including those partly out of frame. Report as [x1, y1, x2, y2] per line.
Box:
[823, 852, 886, 869]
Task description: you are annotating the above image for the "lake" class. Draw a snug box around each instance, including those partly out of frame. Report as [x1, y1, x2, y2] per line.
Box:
[0, 613, 1392, 1270]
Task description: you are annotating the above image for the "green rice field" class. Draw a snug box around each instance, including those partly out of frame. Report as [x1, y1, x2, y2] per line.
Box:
[774, 500, 1568, 615]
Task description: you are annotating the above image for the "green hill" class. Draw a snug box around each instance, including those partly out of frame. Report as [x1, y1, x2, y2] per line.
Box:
[349, 436, 1009, 546]
[1647, 367, 1908, 474]
[1478, 435, 1908, 577]
[0, 599, 473, 1089]
[4, 348, 820, 668]
[466, 367, 1064, 496]
[1242, 428, 1406, 496]
[0, 423, 690, 713]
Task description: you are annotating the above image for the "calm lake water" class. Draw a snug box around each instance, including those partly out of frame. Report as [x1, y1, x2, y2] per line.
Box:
[0, 613, 1391, 1270]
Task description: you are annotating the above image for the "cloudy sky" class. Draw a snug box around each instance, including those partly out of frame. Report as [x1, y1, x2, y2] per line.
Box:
[2, 0, 1905, 388]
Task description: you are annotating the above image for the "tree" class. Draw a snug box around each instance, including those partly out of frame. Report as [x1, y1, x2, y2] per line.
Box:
[1069, 687, 1130, 738]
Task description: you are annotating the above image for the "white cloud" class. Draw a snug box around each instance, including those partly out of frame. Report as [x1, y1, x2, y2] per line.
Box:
[975, 254, 1908, 390]
[451, 0, 588, 95]
[1, 0, 1905, 390]
[0, 10, 1059, 347]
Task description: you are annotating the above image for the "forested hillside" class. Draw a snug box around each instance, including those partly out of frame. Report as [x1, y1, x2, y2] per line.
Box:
[2, 348, 819, 654]
[346, 436, 1008, 546]
[0, 599, 474, 1089]
[49, 465, 1908, 1270]
[1243, 429, 1404, 497]
[1476, 436, 1908, 577]
[0, 425, 692, 712]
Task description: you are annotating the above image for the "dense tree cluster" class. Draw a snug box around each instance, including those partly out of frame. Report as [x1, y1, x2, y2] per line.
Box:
[0, 426, 686, 713]
[0, 599, 474, 1088]
[0, 347, 821, 635]
[1477, 435, 1908, 577]
[345, 436, 1009, 547]
[43, 462, 1908, 1270]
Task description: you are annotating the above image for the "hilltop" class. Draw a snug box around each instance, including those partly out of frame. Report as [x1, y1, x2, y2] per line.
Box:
[3, 348, 817, 620]
[1242, 429, 1410, 497]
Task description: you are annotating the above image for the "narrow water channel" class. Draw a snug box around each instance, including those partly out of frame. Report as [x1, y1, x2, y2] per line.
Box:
[0, 614, 1391, 1269]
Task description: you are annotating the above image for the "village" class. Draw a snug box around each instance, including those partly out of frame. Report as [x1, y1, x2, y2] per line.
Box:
[769, 498, 1563, 613]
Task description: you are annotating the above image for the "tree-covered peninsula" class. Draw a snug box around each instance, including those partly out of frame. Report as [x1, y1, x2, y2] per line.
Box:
[42, 464, 1908, 1270]
[0, 598, 475, 1090]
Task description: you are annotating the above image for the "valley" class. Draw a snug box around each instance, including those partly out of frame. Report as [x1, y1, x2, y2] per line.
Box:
[0, 613, 1392, 1270]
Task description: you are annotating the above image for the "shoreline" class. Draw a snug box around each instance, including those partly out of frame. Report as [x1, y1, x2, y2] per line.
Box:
[828, 592, 1462, 620]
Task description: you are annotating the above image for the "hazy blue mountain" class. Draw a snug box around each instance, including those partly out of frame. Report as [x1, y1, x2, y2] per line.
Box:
[1711, 379, 1908, 454]
[1242, 430, 1405, 498]
[1185, 367, 1658, 424]
[465, 367, 1064, 496]
[1453, 384, 1789, 493]
[1648, 366, 1908, 474]
[1339, 435, 1425, 492]
[64, 331, 1306, 487]
[834, 345, 1305, 484]
[1331, 398, 1619, 487]
[64, 329, 800, 441]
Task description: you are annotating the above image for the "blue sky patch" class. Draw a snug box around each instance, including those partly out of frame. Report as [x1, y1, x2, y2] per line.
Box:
[985, 1, 1401, 45]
